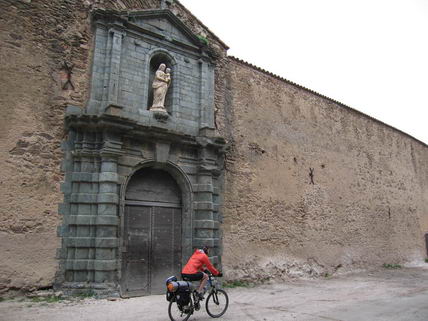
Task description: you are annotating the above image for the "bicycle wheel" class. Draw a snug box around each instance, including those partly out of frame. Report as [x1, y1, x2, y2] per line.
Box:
[205, 289, 229, 318]
[168, 300, 192, 321]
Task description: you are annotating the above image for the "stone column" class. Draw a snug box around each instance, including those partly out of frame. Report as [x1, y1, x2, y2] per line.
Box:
[57, 129, 122, 295]
[58, 130, 101, 286]
[194, 146, 220, 264]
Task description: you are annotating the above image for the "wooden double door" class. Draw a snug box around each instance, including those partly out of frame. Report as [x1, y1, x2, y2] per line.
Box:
[121, 169, 182, 297]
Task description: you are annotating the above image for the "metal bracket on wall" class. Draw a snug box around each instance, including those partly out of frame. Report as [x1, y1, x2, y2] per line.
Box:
[61, 61, 75, 90]
[309, 167, 315, 185]
[425, 233, 428, 256]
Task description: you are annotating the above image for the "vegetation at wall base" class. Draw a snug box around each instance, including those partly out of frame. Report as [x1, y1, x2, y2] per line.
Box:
[31, 295, 65, 303]
[425, 258, 428, 263]
[382, 263, 402, 269]
[223, 280, 254, 288]
[73, 289, 97, 299]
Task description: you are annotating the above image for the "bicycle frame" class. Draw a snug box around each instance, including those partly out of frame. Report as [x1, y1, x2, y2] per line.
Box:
[207, 274, 220, 304]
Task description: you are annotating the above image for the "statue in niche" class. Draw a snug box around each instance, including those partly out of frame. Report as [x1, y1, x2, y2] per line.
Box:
[150, 63, 171, 113]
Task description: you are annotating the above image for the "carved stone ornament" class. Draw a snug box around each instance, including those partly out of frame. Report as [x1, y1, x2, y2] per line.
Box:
[150, 63, 171, 115]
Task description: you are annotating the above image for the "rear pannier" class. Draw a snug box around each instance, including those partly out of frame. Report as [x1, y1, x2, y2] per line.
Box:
[165, 276, 193, 306]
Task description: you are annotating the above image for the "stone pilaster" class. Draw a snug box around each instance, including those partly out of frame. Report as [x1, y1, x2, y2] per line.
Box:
[107, 28, 126, 107]
[94, 154, 119, 284]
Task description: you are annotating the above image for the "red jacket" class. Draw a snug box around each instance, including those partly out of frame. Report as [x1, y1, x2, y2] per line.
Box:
[182, 249, 219, 275]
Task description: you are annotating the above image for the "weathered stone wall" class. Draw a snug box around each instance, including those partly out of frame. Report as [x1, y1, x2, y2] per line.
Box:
[0, 0, 226, 293]
[0, 0, 93, 293]
[219, 58, 428, 281]
[1, 0, 427, 293]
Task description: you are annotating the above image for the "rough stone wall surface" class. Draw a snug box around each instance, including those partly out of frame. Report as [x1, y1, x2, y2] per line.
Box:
[0, 0, 226, 293]
[0, 0, 93, 292]
[2, 0, 426, 293]
[219, 58, 428, 281]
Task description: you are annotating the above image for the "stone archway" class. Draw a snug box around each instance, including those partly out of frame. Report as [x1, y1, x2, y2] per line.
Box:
[120, 167, 183, 297]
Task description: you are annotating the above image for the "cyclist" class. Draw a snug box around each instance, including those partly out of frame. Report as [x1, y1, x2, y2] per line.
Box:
[181, 246, 222, 300]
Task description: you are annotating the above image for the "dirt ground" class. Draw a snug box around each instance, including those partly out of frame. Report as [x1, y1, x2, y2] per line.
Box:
[1, 266, 428, 321]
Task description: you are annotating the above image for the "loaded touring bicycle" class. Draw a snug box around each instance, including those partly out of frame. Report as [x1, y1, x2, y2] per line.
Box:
[165, 271, 229, 321]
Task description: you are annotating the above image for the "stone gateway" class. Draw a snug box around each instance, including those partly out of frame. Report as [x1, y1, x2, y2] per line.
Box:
[54, 9, 226, 296]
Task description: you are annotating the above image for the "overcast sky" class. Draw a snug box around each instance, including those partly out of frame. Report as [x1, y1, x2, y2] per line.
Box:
[179, 0, 428, 145]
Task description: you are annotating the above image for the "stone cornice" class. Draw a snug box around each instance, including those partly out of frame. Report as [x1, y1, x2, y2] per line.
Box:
[65, 112, 226, 151]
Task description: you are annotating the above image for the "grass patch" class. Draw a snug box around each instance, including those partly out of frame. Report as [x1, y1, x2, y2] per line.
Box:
[0, 297, 5, 302]
[223, 280, 253, 288]
[74, 290, 96, 299]
[383, 263, 402, 269]
[425, 258, 428, 263]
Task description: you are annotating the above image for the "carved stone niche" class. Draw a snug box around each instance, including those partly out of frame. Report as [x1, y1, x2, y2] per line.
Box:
[86, 9, 218, 137]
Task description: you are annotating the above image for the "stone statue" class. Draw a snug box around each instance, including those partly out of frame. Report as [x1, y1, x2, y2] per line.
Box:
[150, 63, 171, 113]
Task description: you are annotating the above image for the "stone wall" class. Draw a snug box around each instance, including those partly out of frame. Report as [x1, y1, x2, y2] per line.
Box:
[0, 0, 90, 293]
[0, 0, 226, 293]
[220, 57, 428, 281]
[1, 0, 427, 293]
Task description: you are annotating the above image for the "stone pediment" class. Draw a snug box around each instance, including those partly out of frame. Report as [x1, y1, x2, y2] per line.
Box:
[93, 9, 205, 51]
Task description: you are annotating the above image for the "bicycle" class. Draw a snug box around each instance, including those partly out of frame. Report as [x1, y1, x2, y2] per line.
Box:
[166, 272, 229, 321]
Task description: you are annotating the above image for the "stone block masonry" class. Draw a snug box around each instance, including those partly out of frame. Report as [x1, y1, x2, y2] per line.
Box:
[54, 9, 227, 296]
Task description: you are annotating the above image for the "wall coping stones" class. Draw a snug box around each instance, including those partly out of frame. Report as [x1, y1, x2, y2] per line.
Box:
[230, 56, 428, 148]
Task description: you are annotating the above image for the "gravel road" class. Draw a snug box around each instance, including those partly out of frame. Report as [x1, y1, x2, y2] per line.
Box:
[2, 267, 428, 321]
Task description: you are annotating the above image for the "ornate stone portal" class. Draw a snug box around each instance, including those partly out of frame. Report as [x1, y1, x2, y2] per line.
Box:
[56, 9, 225, 297]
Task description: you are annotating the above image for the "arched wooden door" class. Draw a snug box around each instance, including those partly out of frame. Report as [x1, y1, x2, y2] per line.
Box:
[121, 168, 182, 297]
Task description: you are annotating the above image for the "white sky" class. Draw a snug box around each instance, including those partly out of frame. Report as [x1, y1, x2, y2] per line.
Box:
[179, 0, 428, 145]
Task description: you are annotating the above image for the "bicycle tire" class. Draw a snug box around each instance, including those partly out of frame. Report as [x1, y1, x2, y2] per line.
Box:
[168, 300, 192, 321]
[205, 289, 229, 318]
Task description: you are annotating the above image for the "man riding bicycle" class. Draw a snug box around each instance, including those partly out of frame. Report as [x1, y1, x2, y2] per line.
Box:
[181, 246, 222, 300]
